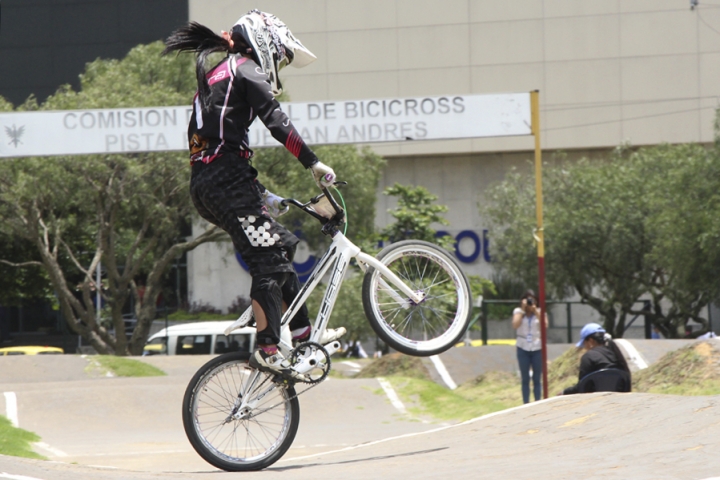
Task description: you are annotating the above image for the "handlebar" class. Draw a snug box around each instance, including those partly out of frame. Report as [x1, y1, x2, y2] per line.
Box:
[280, 182, 347, 235]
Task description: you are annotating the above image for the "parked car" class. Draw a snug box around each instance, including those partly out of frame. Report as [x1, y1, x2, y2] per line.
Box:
[0, 346, 64, 355]
[143, 321, 291, 356]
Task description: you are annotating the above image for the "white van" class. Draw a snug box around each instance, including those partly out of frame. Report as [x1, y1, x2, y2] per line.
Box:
[143, 321, 295, 356]
[143, 321, 264, 356]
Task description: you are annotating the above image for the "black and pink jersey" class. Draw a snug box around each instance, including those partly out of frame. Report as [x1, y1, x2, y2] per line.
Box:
[187, 55, 318, 168]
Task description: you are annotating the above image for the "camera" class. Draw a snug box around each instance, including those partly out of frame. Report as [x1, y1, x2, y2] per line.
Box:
[526, 298, 534, 306]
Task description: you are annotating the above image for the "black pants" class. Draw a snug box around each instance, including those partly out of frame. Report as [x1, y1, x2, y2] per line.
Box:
[190, 153, 310, 344]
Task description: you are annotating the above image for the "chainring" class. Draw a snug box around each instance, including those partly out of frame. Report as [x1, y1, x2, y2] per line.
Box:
[289, 341, 332, 384]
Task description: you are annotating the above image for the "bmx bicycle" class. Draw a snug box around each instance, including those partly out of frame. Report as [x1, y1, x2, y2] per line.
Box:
[182, 183, 472, 471]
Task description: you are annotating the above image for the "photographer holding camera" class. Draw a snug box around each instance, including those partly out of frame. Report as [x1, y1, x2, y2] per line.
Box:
[512, 289, 547, 403]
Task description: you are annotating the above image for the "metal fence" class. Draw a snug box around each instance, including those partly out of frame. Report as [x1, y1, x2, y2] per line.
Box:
[469, 299, 666, 345]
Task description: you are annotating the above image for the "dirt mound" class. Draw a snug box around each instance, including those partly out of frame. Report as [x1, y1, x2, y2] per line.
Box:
[355, 353, 431, 380]
[547, 345, 585, 393]
[546, 340, 720, 396]
[633, 340, 720, 395]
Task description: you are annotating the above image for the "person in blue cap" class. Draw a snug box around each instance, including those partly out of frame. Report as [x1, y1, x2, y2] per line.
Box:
[561, 323, 631, 395]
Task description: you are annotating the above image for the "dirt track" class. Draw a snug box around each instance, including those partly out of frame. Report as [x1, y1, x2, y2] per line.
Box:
[1, 342, 719, 480]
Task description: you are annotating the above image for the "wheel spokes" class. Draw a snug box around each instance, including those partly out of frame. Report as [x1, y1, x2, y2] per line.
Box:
[192, 361, 291, 463]
[376, 250, 463, 343]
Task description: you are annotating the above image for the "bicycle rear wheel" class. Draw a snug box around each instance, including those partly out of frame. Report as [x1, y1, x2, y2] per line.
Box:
[362, 240, 472, 356]
[182, 351, 299, 471]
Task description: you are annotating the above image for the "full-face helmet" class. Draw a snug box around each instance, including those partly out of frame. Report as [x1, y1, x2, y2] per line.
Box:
[231, 9, 316, 96]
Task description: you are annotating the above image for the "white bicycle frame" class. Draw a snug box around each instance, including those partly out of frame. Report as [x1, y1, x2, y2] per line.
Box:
[224, 231, 425, 362]
[224, 230, 426, 418]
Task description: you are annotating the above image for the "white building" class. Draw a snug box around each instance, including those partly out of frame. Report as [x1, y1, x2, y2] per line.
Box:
[186, 1, 720, 315]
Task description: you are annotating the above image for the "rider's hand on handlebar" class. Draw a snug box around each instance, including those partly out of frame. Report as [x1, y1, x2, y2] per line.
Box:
[310, 161, 336, 189]
[262, 189, 290, 218]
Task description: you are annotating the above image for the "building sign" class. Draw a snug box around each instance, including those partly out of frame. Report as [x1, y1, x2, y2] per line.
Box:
[0, 93, 531, 158]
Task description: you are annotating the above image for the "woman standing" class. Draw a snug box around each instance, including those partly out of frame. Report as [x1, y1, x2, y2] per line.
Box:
[512, 290, 547, 403]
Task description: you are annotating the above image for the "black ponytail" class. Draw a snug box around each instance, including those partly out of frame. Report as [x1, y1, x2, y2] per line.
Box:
[588, 331, 631, 375]
[162, 22, 231, 108]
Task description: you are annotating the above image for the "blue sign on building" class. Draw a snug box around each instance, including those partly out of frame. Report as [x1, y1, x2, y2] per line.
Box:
[235, 229, 490, 282]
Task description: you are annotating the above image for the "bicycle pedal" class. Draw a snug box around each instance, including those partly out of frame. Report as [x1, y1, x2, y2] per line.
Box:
[272, 375, 294, 385]
[272, 371, 309, 385]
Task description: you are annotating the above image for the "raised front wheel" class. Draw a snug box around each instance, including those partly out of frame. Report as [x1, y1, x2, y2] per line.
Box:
[362, 240, 473, 356]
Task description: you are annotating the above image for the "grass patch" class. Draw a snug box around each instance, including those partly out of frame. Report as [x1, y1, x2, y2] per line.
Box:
[355, 353, 431, 380]
[387, 371, 523, 422]
[547, 345, 585, 395]
[90, 356, 166, 377]
[0, 415, 46, 460]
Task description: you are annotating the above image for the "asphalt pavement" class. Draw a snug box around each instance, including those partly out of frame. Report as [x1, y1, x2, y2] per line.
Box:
[0, 340, 718, 480]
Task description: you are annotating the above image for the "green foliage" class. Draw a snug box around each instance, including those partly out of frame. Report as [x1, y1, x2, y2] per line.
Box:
[0, 96, 13, 111]
[0, 416, 46, 459]
[0, 40, 387, 355]
[43, 42, 196, 110]
[380, 183, 453, 250]
[484, 140, 720, 338]
[0, 42, 217, 355]
[547, 346, 585, 394]
[0, 232, 53, 305]
[0, 151, 212, 355]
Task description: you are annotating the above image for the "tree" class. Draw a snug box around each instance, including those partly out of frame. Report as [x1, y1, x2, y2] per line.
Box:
[636, 143, 720, 337]
[484, 141, 720, 338]
[0, 41, 391, 354]
[0, 228, 53, 307]
[0, 42, 227, 355]
[0, 94, 52, 306]
[0, 152, 228, 355]
[380, 183, 453, 249]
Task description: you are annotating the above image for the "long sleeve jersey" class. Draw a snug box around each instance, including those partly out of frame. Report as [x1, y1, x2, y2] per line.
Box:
[187, 54, 318, 168]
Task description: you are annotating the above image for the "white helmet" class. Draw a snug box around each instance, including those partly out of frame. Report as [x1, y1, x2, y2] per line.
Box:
[231, 9, 316, 96]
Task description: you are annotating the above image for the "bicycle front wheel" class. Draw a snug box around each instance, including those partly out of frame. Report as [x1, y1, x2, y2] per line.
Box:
[182, 351, 299, 471]
[362, 240, 473, 356]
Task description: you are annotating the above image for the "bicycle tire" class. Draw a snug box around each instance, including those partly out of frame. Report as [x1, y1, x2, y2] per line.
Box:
[182, 351, 300, 471]
[362, 240, 473, 356]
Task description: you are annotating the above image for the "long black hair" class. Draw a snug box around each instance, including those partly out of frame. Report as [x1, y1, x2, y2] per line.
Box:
[587, 331, 631, 375]
[162, 22, 232, 108]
